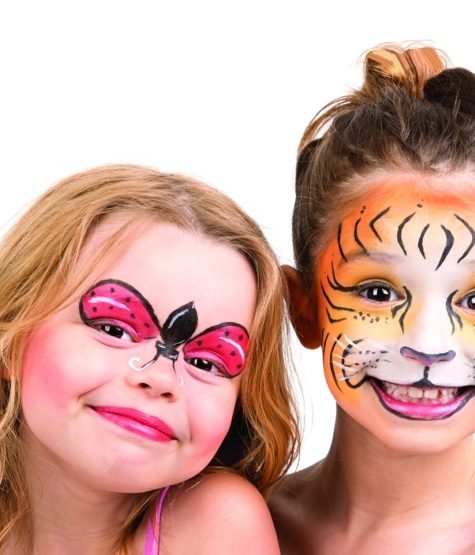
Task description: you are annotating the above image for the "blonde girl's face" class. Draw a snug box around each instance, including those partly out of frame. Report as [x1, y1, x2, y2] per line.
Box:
[315, 177, 475, 452]
[20, 221, 257, 492]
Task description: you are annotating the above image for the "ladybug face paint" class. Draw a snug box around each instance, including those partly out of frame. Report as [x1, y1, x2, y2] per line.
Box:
[80, 279, 160, 341]
[21, 222, 257, 494]
[80, 279, 250, 379]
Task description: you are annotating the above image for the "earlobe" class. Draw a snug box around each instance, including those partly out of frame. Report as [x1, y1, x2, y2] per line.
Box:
[282, 265, 321, 349]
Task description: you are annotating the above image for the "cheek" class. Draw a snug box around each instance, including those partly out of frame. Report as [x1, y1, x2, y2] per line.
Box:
[21, 325, 99, 413]
[186, 382, 239, 456]
[22, 327, 69, 411]
[456, 312, 475, 347]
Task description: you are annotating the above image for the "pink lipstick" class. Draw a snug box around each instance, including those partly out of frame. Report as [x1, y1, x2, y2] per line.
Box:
[371, 380, 475, 420]
[92, 406, 175, 441]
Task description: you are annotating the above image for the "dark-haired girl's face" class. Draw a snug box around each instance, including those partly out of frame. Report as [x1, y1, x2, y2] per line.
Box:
[20, 221, 256, 492]
[314, 178, 475, 452]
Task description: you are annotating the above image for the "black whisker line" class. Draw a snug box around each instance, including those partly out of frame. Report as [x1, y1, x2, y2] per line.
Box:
[391, 286, 412, 332]
[454, 214, 475, 263]
[417, 223, 430, 259]
[329, 334, 343, 392]
[320, 281, 355, 312]
[369, 206, 391, 242]
[354, 219, 368, 255]
[337, 223, 347, 262]
[446, 290, 462, 335]
[341, 338, 367, 389]
[435, 225, 454, 270]
[396, 212, 415, 255]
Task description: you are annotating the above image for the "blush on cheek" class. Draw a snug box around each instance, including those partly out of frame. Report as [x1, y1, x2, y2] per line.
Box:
[189, 397, 237, 461]
[22, 327, 74, 410]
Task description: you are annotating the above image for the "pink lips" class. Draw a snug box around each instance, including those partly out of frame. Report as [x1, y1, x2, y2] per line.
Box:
[371, 380, 475, 420]
[92, 406, 175, 442]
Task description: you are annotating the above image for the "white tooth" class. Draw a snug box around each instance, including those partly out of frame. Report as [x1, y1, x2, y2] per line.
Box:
[408, 387, 423, 399]
[424, 388, 438, 400]
[398, 385, 408, 395]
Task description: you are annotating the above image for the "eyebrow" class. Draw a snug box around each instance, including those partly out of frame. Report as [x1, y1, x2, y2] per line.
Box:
[337, 249, 405, 268]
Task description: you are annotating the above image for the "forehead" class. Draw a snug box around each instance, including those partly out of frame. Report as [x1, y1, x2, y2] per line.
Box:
[325, 176, 475, 261]
[78, 220, 257, 329]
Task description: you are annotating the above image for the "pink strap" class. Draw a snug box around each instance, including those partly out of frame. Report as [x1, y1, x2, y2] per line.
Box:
[144, 486, 170, 555]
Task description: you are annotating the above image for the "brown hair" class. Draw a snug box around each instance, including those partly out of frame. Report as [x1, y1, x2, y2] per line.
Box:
[0, 164, 298, 550]
[293, 43, 475, 290]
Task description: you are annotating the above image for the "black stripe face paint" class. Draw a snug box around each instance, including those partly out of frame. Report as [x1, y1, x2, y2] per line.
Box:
[311, 185, 475, 422]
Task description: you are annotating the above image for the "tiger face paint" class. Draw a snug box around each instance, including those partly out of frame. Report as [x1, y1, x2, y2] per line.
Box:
[317, 181, 475, 424]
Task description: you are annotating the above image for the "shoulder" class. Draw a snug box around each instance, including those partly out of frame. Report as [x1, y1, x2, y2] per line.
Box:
[161, 473, 280, 555]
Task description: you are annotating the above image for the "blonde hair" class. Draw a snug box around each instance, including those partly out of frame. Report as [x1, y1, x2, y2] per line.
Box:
[293, 43, 475, 290]
[0, 164, 299, 550]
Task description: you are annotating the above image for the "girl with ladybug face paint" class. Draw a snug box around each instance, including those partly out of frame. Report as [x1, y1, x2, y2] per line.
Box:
[0, 165, 297, 555]
[270, 45, 475, 555]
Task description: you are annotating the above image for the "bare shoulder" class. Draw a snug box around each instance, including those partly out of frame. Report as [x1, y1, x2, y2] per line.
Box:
[161, 473, 280, 555]
[268, 464, 321, 555]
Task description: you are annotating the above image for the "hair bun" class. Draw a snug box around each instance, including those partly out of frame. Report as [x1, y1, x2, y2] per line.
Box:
[424, 68, 475, 118]
[362, 45, 446, 100]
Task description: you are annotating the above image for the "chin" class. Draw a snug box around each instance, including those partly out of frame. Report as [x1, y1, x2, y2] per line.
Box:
[337, 391, 475, 456]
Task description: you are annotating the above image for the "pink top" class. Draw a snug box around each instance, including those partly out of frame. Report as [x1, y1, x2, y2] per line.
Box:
[144, 486, 170, 555]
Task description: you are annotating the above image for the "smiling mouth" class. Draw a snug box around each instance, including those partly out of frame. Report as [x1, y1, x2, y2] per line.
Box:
[91, 406, 176, 442]
[370, 379, 475, 420]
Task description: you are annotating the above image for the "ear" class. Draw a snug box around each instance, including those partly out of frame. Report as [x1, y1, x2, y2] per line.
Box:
[282, 265, 321, 349]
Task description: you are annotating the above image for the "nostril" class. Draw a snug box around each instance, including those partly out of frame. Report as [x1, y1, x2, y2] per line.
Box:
[138, 382, 151, 389]
[400, 346, 456, 365]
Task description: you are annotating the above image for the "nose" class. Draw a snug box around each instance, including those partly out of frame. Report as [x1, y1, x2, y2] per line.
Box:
[400, 346, 456, 366]
[398, 295, 456, 364]
[125, 352, 182, 399]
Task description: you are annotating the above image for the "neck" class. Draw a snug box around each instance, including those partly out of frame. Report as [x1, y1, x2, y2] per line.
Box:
[320, 407, 475, 520]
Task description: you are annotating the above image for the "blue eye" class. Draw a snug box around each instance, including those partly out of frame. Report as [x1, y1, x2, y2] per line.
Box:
[459, 292, 475, 311]
[358, 283, 399, 303]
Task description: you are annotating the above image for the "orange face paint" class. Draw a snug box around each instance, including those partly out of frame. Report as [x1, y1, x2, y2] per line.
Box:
[316, 182, 475, 420]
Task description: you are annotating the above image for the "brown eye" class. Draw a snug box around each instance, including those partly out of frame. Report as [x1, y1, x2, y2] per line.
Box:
[460, 292, 475, 311]
[358, 283, 398, 303]
[189, 357, 213, 371]
[98, 324, 132, 340]
[185, 356, 230, 378]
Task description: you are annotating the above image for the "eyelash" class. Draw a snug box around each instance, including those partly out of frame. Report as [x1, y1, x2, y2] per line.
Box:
[184, 356, 231, 379]
[457, 291, 475, 311]
[88, 319, 137, 342]
[355, 281, 401, 303]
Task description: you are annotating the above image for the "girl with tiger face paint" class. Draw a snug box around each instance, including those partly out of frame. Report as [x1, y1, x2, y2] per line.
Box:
[270, 45, 475, 555]
[319, 182, 475, 425]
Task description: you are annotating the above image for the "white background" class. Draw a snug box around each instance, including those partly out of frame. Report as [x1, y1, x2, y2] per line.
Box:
[1, 1, 472, 471]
